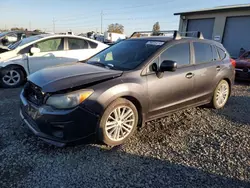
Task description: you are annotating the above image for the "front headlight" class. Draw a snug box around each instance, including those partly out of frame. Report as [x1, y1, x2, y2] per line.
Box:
[46, 89, 93, 109]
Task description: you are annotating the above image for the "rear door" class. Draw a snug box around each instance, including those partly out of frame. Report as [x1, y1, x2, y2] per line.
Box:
[146, 42, 195, 119]
[192, 42, 221, 102]
[65, 37, 101, 61]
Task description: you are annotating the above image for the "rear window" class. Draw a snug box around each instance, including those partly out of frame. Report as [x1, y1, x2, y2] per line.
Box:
[193, 42, 213, 63]
[217, 47, 226, 60]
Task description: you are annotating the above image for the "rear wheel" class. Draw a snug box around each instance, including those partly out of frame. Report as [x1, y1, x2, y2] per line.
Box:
[98, 98, 138, 146]
[211, 80, 230, 109]
[0, 68, 25, 88]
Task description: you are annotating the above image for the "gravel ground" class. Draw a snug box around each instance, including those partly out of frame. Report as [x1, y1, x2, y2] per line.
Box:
[0, 82, 250, 188]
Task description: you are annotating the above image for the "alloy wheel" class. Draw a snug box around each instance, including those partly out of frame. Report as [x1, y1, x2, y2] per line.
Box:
[2, 70, 21, 86]
[105, 106, 135, 142]
[215, 82, 229, 107]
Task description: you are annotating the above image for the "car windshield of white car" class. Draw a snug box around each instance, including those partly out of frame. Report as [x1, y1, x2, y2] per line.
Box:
[87, 40, 164, 70]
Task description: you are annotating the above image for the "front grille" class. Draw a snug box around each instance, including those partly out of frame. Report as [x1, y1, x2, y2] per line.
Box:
[23, 82, 45, 106]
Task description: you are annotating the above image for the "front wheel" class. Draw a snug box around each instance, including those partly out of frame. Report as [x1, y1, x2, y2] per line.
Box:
[0, 68, 25, 88]
[211, 80, 230, 109]
[98, 98, 138, 146]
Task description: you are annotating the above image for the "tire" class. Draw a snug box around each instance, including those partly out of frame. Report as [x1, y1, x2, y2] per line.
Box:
[98, 98, 138, 146]
[0, 68, 25, 88]
[211, 80, 230, 109]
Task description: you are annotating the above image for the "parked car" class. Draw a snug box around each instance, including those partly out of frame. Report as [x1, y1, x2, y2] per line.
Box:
[0, 31, 44, 53]
[0, 34, 108, 88]
[235, 50, 250, 81]
[20, 31, 235, 147]
[104, 32, 126, 43]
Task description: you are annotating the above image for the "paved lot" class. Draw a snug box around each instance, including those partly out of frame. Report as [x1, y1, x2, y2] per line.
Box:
[0, 82, 250, 188]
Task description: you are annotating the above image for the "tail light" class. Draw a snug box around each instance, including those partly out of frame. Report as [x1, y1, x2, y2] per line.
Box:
[230, 58, 236, 68]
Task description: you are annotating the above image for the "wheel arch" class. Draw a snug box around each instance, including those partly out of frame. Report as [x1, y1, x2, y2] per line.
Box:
[1, 64, 27, 79]
[121, 95, 144, 128]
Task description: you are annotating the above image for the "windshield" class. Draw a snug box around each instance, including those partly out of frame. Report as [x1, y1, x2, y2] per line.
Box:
[8, 35, 45, 50]
[87, 40, 164, 70]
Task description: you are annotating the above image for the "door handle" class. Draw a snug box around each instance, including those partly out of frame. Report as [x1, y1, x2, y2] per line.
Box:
[216, 66, 221, 71]
[185, 72, 194, 79]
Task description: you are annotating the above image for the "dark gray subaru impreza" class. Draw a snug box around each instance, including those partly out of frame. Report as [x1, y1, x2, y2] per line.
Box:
[20, 31, 235, 146]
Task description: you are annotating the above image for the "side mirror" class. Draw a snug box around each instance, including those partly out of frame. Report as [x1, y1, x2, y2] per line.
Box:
[160, 60, 177, 72]
[30, 47, 40, 55]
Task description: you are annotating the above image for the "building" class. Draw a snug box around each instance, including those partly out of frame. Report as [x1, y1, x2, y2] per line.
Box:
[174, 4, 250, 58]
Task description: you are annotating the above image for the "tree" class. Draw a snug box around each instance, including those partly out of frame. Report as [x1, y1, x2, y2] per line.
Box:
[33, 29, 42, 32]
[10, 27, 25, 31]
[152, 22, 160, 36]
[107, 23, 124, 34]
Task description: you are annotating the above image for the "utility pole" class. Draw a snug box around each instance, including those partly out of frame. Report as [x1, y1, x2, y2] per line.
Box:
[53, 18, 56, 33]
[101, 10, 103, 34]
[29, 21, 31, 31]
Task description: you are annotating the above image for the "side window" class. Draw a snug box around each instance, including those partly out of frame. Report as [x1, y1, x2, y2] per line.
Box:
[88, 40, 98, 48]
[35, 38, 64, 52]
[217, 47, 226, 60]
[193, 42, 213, 63]
[160, 43, 190, 66]
[212, 45, 220, 61]
[68, 38, 88, 50]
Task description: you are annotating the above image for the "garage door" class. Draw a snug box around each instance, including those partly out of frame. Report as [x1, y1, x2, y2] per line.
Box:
[223, 16, 250, 58]
[187, 18, 214, 39]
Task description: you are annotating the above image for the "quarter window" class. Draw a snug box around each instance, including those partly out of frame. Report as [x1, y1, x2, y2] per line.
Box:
[193, 42, 213, 63]
[217, 47, 226, 60]
[212, 45, 220, 61]
[160, 43, 190, 66]
[68, 38, 88, 50]
[35, 38, 64, 52]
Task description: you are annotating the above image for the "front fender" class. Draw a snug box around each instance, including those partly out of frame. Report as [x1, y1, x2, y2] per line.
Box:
[0, 55, 29, 74]
[97, 83, 148, 112]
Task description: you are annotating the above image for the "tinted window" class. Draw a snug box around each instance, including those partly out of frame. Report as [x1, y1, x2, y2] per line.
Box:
[161, 43, 190, 66]
[87, 40, 164, 70]
[217, 47, 226, 60]
[193, 42, 213, 63]
[212, 45, 220, 61]
[68, 38, 88, 50]
[35, 38, 63, 52]
[89, 41, 98, 48]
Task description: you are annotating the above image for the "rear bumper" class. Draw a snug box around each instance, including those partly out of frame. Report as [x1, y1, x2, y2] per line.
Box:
[20, 91, 99, 146]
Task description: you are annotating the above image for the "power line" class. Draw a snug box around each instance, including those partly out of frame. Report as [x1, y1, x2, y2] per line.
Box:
[53, 18, 56, 33]
[101, 10, 103, 33]
[53, 0, 177, 22]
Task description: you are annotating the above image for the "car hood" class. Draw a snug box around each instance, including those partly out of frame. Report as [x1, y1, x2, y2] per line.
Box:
[235, 59, 250, 68]
[28, 63, 123, 93]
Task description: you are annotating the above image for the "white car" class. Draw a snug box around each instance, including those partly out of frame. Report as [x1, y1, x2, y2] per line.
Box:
[0, 34, 108, 88]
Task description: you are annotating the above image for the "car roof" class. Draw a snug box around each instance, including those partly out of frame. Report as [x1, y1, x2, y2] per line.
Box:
[127, 36, 223, 47]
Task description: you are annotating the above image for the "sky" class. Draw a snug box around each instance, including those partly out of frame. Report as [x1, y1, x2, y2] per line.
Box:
[0, 0, 249, 36]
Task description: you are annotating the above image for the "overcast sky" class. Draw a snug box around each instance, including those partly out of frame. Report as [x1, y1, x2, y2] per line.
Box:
[1, 0, 249, 35]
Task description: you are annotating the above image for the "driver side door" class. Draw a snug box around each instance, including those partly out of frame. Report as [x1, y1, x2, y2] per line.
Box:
[146, 42, 196, 120]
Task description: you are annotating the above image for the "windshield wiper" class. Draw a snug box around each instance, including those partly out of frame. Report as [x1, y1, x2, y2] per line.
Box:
[88, 61, 116, 70]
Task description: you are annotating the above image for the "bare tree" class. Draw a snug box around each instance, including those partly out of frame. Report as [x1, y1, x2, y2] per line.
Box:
[107, 23, 124, 34]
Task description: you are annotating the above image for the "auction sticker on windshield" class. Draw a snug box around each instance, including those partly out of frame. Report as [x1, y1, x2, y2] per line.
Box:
[146, 41, 164, 46]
